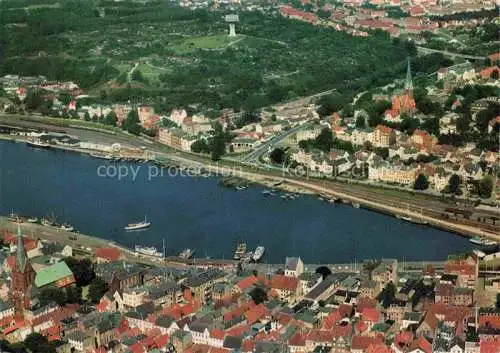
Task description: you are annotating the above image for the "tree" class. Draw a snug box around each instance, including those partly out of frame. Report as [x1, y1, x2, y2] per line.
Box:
[249, 286, 268, 304]
[25, 89, 43, 111]
[378, 282, 396, 308]
[496, 293, 500, 309]
[315, 266, 332, 280]
[58, 92, 71, 105]
[24, 333, 55, 353]
[66, 286, 82, 303]
[88, 277, 109, 303]
[64, 257, 95, 287]
[210, 122, 229, 161]
[104, 111, 118, 126]
[414, 174, 429, 190]
[446, 174, 461, 195]
[478, 175, 493, 198]
[83, 111, 91, 121]
[270, 148, 286, 164]
[122, 109, 141, 135]
[314, 128, 334, 152]
[490, 70, 499, 80]
[356, 115, 366, 129]
[39, 287, 67, 306]
[191, 139, 210, 154]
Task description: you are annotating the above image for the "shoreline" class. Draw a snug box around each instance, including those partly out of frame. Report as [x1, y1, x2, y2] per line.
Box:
[0, 217, 449, 267]
[1, 131, 499, 243]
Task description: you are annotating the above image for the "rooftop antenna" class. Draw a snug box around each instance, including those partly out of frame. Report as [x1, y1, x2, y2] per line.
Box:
[225, 14, 239, 37]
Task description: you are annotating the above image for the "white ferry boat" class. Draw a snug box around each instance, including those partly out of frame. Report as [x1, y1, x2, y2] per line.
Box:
[124, 216, 151, 231]
[252, 246, 265, 262]
[135, 245, 163, 257]
[27, 138, 51, 148]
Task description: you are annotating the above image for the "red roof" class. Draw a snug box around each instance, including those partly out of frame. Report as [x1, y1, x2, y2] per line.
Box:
[480, 337, 500, 353]
[129, 342, 146, 353]
[480, 66, 499, 79]
[237, 275, 258, 291]
[307, 329, 334, 343]
[357, 298, 377, 313]
[322, 310, 341, 330]
[154, 334, 169, 348]
[351, 335, 384, 350]
[367, 343, 393, 353]
[362, 308, 381, 323]
[95, 247, 122, 262]
[245, 304, 269, 325]
[394, 331, 413, 346]
[241, 339, 255, 352]
[289, 332, 306, 346]
[479, 314, 500, 329]
[211, 328, 225, 340]
[270, 274, 299, 292]
[410, 336, 432, 353]
[444, 260, 476, 276]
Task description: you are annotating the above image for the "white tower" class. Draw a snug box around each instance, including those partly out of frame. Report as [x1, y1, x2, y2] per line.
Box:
[225, 14, 239, 37]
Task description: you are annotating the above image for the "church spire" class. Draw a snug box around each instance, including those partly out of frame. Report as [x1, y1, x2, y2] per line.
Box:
[405, 57, 413, 93]
[16, 221, 28, 273]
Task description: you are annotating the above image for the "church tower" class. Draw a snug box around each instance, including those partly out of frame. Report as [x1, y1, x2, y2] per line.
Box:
[405, 57, 413, 96]
[11, 222, 35, 318]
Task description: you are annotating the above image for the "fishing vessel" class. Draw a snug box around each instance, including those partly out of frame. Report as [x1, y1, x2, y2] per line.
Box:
[235, 185, 248, 191]
[233, 242, 247, 260]
[352, 203, 360, 209]
[124, 216, 151, 231]
[252, 246, 265, 262]
[135, 245, 163, 257]
[179, 248, 195, 259]
[26, 138, 51, 148]
[469, 236, 496, 246]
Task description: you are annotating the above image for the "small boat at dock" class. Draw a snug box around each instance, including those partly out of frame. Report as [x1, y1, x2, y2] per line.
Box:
[90, 152, 113, 160]
[261, 190, 272, 196]
[252, 246, 265, 262]
[179, 248, 195, 259]
[469, 236, 496, 246]
[352, 203, 360, 209]
[27, 217, 38, 223]
[233, 242, 247, 260]
[60, 223, 75, 232]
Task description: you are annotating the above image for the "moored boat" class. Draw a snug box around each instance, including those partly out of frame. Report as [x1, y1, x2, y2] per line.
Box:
[135, 245, 163, 257]
[27, 217, 38, 223]
[233, 242, 247, 260]
[124, 216, 151, 231]
[252, 246, 265, 262]
[469, 236, 496, 246]
[90, 152, 113, 160]
[61, 223, 74, 232]
[27, 139, 51, 148]
[353, 203, 360, 209]
[179, 248, 195, 259]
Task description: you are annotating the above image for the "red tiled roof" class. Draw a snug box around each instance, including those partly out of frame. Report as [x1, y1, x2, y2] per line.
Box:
[435, 283, 454, 297]
[480, 66, 499, 79]
[95, 247, 121, 261]
[307, 329, 334, 343]
[367, 343, 393, 353]
[444, 260, 476, 276]
[129, 342, 146, 353]
[394, 331, 413, 346]
[289, 332, 306, 346]
[480, 337, 500, 353]
[153, 334, 169, 348]
[270, 274, 299, 292]
[423, 303, 471, 332]
[409, 336, 432, 353]
[479, 314, 500, 329]
[237, 275, 258, 291]
[488, 52, 500, 62]
[351, 335, 384, 350]
[226, 324, 250, 337]
[356, 320, 368, 333]
[241, 339, 255, 352]
[322, 310, 341, 330]
[357, 298, 377, 313]
[211, 328, 225, 340]
[362, 308, 381, 323]
[338, 304, 353, 318]
[245, 304, 269, 325]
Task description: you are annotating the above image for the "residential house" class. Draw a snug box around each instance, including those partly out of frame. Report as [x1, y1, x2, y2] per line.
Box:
[34, 261, 75, 288]
[452, 287, 474, 306]
[373, 125, 396, 148]
[95, 247, 122, 264]
[183, 269, 227, 304]
[270, 274, 300, 303]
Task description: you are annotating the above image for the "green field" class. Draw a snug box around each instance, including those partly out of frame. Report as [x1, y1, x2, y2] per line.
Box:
[171, 35, 236, 54]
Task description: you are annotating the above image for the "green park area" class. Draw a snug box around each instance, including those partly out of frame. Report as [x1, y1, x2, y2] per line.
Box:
[0, 0, 453, 115]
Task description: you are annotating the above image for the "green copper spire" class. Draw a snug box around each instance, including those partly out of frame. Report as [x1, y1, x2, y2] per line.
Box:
[16, 221, 28, 272]
[405, 57, 413, 92]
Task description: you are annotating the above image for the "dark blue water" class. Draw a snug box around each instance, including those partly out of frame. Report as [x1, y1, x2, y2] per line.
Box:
[0, 140, 473, 263]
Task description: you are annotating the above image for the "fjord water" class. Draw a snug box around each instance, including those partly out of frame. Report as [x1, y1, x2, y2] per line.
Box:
[0, 140, 472, 263]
